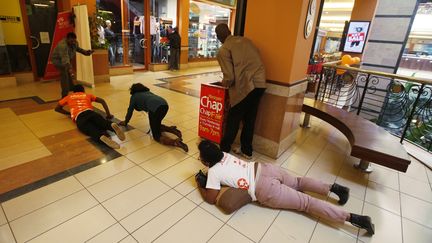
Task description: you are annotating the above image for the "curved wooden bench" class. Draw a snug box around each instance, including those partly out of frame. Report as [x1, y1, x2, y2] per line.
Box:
[302, 98, 411, 172]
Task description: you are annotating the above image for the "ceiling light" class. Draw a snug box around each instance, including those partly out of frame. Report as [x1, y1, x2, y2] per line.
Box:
[329, 27, 344, 32]
[34, 3, 49, 7]
[320, 16, 350, 21]
[323, 2, 354, 9]
[320, 23, 345, 27]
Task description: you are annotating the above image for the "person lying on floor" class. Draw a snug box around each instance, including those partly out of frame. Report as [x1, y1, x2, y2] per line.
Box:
[119, 83, 188, 152]
[55, 84, 125, 149]
[195, 140, 375, 235]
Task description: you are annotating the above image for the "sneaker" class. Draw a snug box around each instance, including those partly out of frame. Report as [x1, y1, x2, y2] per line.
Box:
[233, 147, 252, 160]
[100, 135, 120, 149]
[330, 183, 350, 205]
[111, 123, 125, 141]
[349, 214, 375, 235]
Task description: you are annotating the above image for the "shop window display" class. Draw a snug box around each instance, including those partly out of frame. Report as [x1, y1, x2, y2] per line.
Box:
[150, 0, 177, 64]
[189, 1, 230, 60]
[397, 2, 432, 79]
[97, 0, 125, 67]
[97, 0, 177, 67]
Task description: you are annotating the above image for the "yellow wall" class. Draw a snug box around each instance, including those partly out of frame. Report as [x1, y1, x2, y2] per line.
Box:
[0, 0, 27, 45]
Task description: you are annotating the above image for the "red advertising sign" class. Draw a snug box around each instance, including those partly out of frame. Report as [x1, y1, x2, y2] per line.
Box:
[43, 11, 74, 80]
[348, 32, 365, 42]
[342, 21, 370, 54]
[198, 83, 228, 144]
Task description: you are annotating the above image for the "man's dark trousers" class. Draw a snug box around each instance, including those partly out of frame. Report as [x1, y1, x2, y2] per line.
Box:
[220, 88, 265, 156]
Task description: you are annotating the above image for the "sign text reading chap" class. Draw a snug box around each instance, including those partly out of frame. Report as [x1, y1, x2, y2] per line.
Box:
[198, 84, 227, 143]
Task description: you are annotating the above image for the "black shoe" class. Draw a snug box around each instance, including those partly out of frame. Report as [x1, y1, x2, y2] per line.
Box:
[174, 139, 189, 152]
[350, 214, 375, 235]
[330, 183, 350, 205]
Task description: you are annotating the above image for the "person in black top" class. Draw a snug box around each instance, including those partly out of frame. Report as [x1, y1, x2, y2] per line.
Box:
[119, 83, 188, 152]
[167, 26, 181, 71]
[105, 20, 116, 66]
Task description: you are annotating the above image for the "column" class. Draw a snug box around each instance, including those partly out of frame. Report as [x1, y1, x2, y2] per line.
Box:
[344, 0, 378, 59]
[178, 0, 189, 69]
[244, 0, 322, 158]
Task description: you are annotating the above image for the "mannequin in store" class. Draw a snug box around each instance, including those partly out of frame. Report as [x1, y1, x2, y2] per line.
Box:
[151, 17, 161, 63]
[104, 20, 115, 66]
[133, 16, 145, 64]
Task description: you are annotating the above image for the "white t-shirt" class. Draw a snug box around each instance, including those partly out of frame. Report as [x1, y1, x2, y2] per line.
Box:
[206, 152, 257, 201]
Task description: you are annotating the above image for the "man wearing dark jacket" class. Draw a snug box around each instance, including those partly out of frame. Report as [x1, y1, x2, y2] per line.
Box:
[51, 32, 93, 97]
[167, 27, 181, 71]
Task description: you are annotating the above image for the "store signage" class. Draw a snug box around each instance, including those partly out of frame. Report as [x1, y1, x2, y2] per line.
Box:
[199, 83, 228, 144]
[0, 15, 21, 23]
[43, 11, 74, 80]
[342, 21, 370, 54]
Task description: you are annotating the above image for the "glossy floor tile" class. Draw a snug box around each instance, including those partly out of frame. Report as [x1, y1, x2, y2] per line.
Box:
[0, 67, 431, 243]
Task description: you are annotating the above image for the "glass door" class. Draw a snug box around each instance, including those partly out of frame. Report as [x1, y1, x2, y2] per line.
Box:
[25, 0, 57, 77]
[127, 0, 150, 69]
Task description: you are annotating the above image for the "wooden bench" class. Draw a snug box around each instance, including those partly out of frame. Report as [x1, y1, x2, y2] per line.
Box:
[302, 98, 411, 172]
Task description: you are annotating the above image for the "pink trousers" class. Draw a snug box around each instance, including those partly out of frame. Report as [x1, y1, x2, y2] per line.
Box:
[255, 163, 349, 223]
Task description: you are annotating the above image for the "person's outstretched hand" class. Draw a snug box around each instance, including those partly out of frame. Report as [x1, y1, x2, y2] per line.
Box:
[118, 121, 127, 126]
[106, 114, 114, 120]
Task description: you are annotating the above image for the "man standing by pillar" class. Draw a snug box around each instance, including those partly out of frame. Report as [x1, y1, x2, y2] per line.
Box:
[216, 23, 266, 159]
[51, 32, 93, 98]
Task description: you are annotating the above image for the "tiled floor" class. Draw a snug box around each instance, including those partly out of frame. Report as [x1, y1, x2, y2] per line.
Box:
[0, 67, 432, 243]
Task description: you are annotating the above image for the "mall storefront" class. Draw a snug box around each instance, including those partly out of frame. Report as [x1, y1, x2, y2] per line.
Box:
[95, 0, 235, 70]
[0, 0, 236, 85]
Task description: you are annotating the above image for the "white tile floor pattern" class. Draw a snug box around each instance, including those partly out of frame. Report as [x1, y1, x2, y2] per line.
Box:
[0, 67, 431, 243]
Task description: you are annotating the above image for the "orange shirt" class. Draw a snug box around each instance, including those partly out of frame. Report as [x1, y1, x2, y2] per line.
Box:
[58, 92, 96, 121]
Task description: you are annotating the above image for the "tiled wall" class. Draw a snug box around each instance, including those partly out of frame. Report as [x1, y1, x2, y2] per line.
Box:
[361, 0, 419, 73]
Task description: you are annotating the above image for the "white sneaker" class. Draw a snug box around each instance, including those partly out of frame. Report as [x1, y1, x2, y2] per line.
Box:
[100, 135, 120, 149]
[232, 147, 252, 160]
[111, 123, 125, 141]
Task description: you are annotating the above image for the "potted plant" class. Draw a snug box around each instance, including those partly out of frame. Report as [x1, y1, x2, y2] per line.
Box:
[88, 9, 113, 83]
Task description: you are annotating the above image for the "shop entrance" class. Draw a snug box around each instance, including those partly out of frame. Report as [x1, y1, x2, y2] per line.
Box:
[25, 0, 58, 77]
[98, 0, 178, 70]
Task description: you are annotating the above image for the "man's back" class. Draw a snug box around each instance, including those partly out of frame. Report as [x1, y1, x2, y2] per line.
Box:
[168, 32, 181, 49]
[217, 35, 266, 106]
[58, 92, 96, 121]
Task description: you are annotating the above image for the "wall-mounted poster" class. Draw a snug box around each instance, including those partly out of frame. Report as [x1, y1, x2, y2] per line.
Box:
[342, 21, 370, 54]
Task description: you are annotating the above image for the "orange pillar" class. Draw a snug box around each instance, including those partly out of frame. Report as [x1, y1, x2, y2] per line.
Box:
[344, 0, 378, 59]
[178, 0, 190, 68]
[243, 0, 322, 158]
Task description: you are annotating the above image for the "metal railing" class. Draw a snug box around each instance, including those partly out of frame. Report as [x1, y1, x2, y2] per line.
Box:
[311, 62, 432, 152]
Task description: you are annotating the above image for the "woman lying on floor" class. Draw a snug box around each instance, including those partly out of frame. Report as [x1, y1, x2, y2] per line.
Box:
[195, 140, 375, 235]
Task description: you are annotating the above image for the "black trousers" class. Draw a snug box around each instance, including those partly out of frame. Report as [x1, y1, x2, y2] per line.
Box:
[148, 105, 169, 141]
[76, 110, 113, 142]
[220, 88, 265, 156]
[169, 48, 180, 70]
